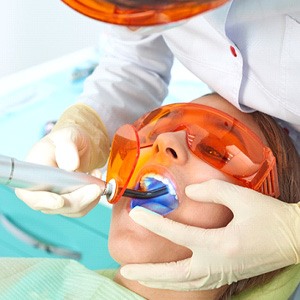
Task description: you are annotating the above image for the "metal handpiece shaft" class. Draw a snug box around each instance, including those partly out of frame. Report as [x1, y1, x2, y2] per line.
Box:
[0, 154, 169, 200]
[0, 154, 113, 196]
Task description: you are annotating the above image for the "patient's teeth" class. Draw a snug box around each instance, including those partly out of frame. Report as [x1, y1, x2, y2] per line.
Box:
[140, 173, 177, 198]
[132, 173, 178, 215]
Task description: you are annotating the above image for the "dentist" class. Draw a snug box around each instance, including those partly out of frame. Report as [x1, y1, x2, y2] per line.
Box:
[15, 0, 300, 290]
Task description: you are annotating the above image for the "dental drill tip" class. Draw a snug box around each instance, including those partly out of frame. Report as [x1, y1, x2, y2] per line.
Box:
[105, 178, 117, 201]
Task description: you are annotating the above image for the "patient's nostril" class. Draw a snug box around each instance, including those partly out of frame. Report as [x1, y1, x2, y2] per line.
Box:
[166, 148, 178, 158]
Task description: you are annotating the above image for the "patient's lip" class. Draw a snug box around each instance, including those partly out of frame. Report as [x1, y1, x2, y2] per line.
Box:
[127, 165, 180, 216]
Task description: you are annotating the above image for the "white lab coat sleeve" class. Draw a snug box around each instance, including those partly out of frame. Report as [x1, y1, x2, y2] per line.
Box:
[77, 26, 174, 140]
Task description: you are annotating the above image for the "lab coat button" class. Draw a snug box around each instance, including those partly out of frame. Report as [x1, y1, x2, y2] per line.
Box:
[230, 46, 237, 57]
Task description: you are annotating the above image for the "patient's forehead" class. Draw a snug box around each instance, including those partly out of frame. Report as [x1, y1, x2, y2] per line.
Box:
[192, 94, 267, 144]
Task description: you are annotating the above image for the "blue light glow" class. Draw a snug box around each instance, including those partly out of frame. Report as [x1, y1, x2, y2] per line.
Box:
[130, 177, 178, 216]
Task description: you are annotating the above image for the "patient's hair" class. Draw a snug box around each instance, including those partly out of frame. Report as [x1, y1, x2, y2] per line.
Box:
[220, 111, 300, 300]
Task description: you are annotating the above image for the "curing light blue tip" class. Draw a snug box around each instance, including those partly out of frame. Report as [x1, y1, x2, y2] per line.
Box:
[130, 177, 178, 216]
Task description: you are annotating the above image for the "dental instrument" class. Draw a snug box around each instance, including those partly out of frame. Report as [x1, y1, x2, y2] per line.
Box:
[0, 154, 168, 202]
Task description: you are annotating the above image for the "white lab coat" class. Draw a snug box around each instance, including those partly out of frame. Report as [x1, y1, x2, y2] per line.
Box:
[78, 0, 300, 150]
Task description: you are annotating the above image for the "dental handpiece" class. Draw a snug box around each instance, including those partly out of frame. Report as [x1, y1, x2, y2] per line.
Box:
[0, 154, 168, 201]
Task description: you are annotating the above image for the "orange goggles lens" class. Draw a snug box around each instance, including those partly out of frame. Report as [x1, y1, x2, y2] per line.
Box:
[106, 124, 140, 203]
[62, 0, 229, 26]
[107, 103, 280, 203]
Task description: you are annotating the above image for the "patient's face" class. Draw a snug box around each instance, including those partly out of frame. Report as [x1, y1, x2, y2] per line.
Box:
[109, 94, 266, 265]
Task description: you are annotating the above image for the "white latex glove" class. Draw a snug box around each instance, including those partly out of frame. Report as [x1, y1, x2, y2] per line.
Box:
[15, 104, 110, 217]
[120, 179, 300, 290]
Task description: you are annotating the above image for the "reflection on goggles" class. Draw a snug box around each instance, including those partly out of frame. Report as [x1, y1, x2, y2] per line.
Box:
[106, 103, 280, 205]
[62, 0, 229, 26]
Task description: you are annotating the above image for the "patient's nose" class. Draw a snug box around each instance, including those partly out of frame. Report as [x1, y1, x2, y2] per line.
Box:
[152, 131, 188, 164]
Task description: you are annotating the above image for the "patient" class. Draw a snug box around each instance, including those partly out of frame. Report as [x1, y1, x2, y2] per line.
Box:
[108, 93, 300, 300]
[0, 93, 299, 299]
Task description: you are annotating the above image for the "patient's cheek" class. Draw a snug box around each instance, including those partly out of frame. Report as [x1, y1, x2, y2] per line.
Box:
[168, 202, 233, 229]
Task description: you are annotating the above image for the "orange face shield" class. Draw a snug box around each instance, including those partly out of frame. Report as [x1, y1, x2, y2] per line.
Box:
[106, 103, 280, 204]
[61, 0, 229, 26]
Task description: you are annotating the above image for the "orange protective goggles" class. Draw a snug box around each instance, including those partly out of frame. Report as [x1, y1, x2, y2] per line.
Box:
[106, 103, 280, 204]
[62, 0, 229, 26]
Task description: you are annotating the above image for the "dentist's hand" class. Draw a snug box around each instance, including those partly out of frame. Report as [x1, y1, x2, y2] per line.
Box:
[120, 180, 300, 290]
[15, 104, 110, 217]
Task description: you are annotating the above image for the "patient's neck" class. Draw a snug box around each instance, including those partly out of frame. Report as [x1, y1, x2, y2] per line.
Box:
[114, 269, 227, 300]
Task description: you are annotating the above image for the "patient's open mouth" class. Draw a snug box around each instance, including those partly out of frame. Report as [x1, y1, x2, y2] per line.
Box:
[130, 173, 178, 216]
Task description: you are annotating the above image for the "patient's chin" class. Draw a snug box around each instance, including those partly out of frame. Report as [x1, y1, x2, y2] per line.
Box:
[108, 234, 192, 265]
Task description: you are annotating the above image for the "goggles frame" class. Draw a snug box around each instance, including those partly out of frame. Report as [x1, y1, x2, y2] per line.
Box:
[107, 103, 280, 203]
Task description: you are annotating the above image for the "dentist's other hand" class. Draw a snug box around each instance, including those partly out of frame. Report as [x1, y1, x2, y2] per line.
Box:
[120, 180, 300, 290]
[15, 104, 110, 217]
